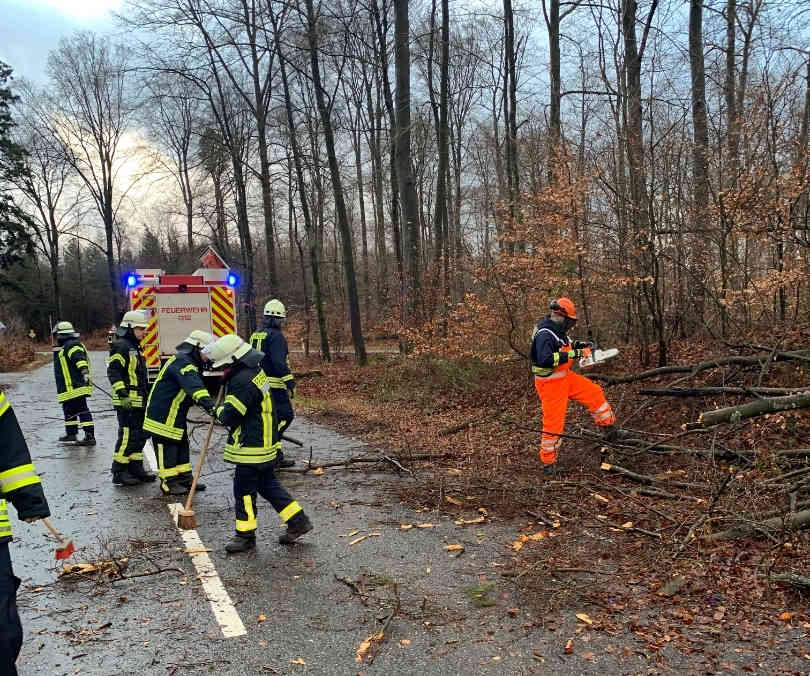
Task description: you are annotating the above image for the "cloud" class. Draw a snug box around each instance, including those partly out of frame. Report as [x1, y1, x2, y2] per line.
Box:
[0, 0, 118, 83]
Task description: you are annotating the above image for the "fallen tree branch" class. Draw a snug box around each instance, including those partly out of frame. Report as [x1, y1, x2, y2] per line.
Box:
[693, 391, 810, 427]
[600, 462, 708, 491]
[675, 474, 733, 556]
[639, 386, 807, 397]
[277, 453, 448, 474]
[592, 353, 810, 385]
[704, 508, 810, 541]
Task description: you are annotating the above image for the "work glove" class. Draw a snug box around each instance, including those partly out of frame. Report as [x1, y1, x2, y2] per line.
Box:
[572, 340, 594, 350]
[81, 369, 91, 385]
[200, 398, 216, 417]
[118, 395, 133, 410]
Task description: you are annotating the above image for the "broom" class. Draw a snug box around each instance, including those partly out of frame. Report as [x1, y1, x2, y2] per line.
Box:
[42, 518, 76, 560]
[177, 388, 223, 530]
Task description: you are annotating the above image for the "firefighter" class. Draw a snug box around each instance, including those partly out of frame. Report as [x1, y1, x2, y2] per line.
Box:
[249, 299, 296, 468]
[0, 391, 51, 676]
[203, 334, 313, 554]
[144, 331, 217, 495]
[530, 298, 617, 472]
[51, 321, 95, 446]
[107, 310, 154, 486]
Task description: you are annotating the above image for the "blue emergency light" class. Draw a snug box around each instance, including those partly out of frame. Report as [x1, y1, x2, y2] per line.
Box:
[227, 272, 239, 287]
[125, 273, 137, 288]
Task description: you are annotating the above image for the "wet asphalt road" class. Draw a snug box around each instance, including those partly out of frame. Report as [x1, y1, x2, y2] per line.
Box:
[4, 354, 804, 675]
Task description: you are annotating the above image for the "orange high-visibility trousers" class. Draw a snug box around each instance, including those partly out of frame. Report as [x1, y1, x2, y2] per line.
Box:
[534, 371, 615, 465]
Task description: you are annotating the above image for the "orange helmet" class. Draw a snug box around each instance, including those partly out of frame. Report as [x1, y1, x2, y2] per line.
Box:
[550, 297, 577, 320]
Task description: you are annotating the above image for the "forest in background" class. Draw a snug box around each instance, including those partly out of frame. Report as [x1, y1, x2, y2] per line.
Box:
[0, 0, 808, 365]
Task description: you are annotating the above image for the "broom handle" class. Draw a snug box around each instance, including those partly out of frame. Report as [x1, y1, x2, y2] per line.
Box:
[42, 517, 66, 544]
[182, 387, 224, 513]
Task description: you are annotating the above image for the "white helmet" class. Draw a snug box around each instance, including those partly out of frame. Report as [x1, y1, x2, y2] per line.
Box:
[202, 334, 251, 368]
[119, 310, 150, 329]
[52, 321, 78, 336]
[263, 299, 286, 318]
[177, 330, 215, 351]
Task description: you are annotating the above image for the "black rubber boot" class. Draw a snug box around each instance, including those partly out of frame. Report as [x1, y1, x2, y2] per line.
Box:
[112, 470, 140, 486]
[225, 535, 256, 554]
[75, 435, 96, 447]
[129, 461, 156, 483]
[58, 434, 77, 443]
[279, 515, 313, 545]
[160, 481, 188, 496]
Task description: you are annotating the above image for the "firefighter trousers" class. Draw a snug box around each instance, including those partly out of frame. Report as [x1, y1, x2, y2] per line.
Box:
[62, 396, 94, 438]
[152, 433, 193, 493]
[233, 463, 305, 537]
[534, 371, 615, 465]
[0, 542, 22, 676]
[112, 408, 148, 472]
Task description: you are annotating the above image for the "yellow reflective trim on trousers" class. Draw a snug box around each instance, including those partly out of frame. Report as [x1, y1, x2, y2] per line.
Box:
[176, 462, 192, 473]
[279, 501, 302, 522]
[0, 393, 9, 417]
[225, 394, 247, 415]
[130, 452, 144, 460]
[57, 385, 91, 402]
[0, 464, 41, 494]
[113, 427, 130, 463]
[223, 445, 276, 464]
[180, 363, 198, 375]
[236, 495, 257, 531]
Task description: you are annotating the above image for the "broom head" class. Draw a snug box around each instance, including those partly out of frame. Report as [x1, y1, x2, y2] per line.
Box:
[177, 509, 197, 530]
[55, 538, 76, 560]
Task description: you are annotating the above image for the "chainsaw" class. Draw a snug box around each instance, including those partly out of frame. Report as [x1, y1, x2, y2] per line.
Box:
[579, 346, 619, 369]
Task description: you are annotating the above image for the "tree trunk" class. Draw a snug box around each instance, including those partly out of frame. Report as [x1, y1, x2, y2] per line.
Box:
[305, 0, 367, 365]
[697, 392, 810, 427]
[393, 0, 422, 325]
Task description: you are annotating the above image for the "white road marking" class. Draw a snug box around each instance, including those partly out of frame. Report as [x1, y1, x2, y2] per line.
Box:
[168, 503, 247, 638]
[143, 438, 158, 473]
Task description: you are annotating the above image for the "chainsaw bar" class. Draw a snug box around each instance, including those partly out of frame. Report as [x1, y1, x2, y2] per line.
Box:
[579, 347, 619, 369]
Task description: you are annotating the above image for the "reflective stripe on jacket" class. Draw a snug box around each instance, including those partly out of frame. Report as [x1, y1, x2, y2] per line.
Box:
[530, 318, 573, 378]
[216, 364, 276, 465]
[144, 353, 214, 440]
[53, 339, 92, 402]
[249, 328, 294, 390]
[0, 391, 50, 542]
[107, 336, 148, 408]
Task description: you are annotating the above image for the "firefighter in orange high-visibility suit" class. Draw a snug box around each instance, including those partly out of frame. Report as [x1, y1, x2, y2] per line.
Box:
[530, 298, 617, 472]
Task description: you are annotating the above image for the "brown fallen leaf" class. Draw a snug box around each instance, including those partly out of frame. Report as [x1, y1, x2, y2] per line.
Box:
[621, 522, 633, 529]
[591, 493, 610, 504]
[290, 657, 306, 665]
[398, 639, 411, 648]
[582, 651, 596, 661]
[564, 639, 574, 654]
[454, 516, 486, 525]
[445, 495, 463, 506]
[312, 467, 324, 476]
[779, 611, 796, 621]
[257, 614, 266, 623]
[400, 524, 413, 530]
[356, 631, 384, 662]
[600, 462, 612, 470]
[575, 613, 593, 625]
[416, 522, 436, 528]
[445, 544, 464, 551]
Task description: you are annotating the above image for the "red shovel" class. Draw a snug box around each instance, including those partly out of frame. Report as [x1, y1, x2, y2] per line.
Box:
[42, 518, 76, 560]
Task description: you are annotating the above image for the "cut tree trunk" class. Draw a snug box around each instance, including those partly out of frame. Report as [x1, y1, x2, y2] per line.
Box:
[639, 386, 807, 397]
[705, 509, 810, 541]
[695, 392, 810, 427]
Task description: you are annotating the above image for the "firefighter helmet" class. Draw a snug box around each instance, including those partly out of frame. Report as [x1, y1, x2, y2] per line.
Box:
[263, 299, 286, 318]
[119, 310, 150, 329]
[177, 330, 215, 352]
[202, 334, 252, 368]
[550, 297, 577, 320]
[52, 321, 78, 336]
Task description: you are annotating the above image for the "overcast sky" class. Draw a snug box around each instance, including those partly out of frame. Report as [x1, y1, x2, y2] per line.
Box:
[0, 0, 121, 83]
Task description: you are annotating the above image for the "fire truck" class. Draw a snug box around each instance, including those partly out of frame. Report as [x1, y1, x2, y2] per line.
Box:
[118, 246, 239, 379]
